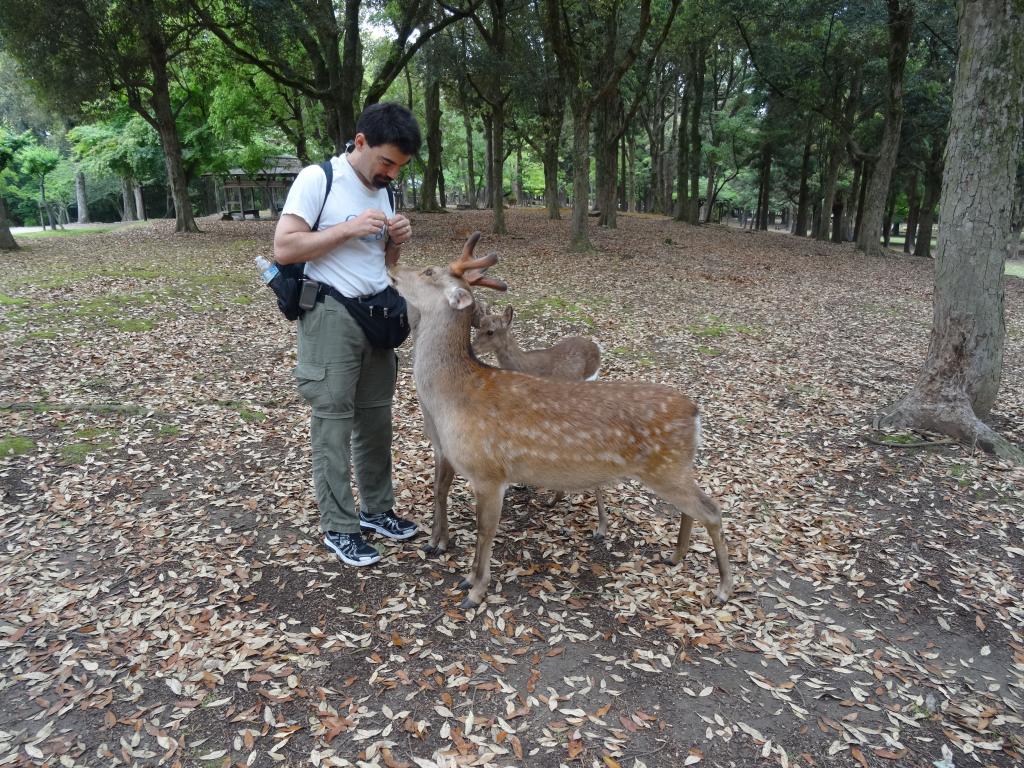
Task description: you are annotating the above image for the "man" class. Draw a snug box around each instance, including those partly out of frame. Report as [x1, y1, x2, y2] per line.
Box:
[274, 102, 421, 566]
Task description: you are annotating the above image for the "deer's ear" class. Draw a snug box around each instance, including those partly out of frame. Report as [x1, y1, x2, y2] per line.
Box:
[445, 285, 474, 310]
[502, 305, 514, 325]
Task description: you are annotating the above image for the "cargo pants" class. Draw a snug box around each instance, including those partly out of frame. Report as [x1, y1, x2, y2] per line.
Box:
[292, 295, 397, 534]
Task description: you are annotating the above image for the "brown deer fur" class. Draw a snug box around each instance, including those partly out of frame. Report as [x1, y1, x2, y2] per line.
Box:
[393, 233, 733, 608]
[473, 304, 607, 537]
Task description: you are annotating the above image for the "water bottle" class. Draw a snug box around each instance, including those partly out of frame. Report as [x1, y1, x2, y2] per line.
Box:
[255, 255, 279, 284]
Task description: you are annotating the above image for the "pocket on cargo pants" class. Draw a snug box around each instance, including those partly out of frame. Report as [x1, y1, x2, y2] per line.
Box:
[292, 362, 357, 419]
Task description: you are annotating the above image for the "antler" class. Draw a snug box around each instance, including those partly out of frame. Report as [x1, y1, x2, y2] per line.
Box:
[450, 232, 507, 292]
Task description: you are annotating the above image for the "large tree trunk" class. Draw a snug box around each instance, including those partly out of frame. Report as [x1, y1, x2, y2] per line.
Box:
[914, 149, 944, 258]
[75, 171, 90, 224]
[625, 135, 637, 213]
[490, 102, 507, 235]
[482, 113, 493, 208]
[687, 44, 705, 224]
[463, 112, 477, 209]
[876, 0, 1024, 462]
[542, 129, 561, 219]
[816, 132, 843, 240]
[756, 145, 772, 230]
[0, 196, 18, 250]
[856, 0, 914, 257]
[134, 183, 146, 221]
[595, 92, 621, 228]
[121, 177, 136, 221]
[674, 78, 690, 221]
[793, 126, 813, 236]
[568, 98, 592, 250]
[419, 73, 443, 212]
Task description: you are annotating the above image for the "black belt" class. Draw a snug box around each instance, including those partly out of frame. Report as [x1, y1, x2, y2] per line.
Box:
[315, 283, 389, 304]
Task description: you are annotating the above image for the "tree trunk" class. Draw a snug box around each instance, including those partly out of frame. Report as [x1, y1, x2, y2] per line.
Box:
[463, 112, 477, 209]
[793, 126, 813, 237]
[595, 92, 621, 228]
[542, 129, 561, 219]
[482, 113, 493, 208]
[687, 44, 706, 224]
[0, 196, 18, 250]
[75, 171, 90, 224]
[568, 98, 592, 250]
[876, 0, 1024, 462]
[420, 73, 443, 212]
[121, 177, 137, 221]
[626, 135, 637, 213]
[905, 170, 920, 253]
[853, 158, 870, 242]
[882, 184, 897, 246]
[702, 161, 717, 223]
[856, 0, 914, 257]
[844, 159, 862, 240]
[134, 184, 146, 220]
[816, 133, 843, 240]
[674, 77, 690, 221]
[915, 150, 944, 258]
[490, 102, 507, 235]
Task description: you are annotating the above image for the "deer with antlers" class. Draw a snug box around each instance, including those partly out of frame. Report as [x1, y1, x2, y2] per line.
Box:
[393, 232, 732, 608]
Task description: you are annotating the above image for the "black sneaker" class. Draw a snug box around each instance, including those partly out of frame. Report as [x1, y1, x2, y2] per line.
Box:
[359, 509, 419, 540]
[323, 531, 381, 566]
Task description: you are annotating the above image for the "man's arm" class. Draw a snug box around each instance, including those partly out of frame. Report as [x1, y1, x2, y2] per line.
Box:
[273, 209, 391, 265]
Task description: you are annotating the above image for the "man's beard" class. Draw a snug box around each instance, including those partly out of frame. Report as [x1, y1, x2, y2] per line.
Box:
[372, 176, 391, 189]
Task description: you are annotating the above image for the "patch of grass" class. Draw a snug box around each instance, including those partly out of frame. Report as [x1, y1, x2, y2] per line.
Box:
[28, 330, 58, 339]
[0, 436, 35, 457]
[688, 315, 753, 339]
[516, 296, 596, 327]
[16, 224, 125, 239]
[231, 295, 254, 305]
[60, 438, 114, 464]
[74, 427, 112, 440]
[949, 463, 971, 488]
[235, 407, 267, 423]
[158, 424, 181, 437]
[696, 345, 723, 356]
[1006, 262, 1024, 279]
[0, 293, 30, 306]
[877, 432, 918, 445]
[109, 318, 155, 332]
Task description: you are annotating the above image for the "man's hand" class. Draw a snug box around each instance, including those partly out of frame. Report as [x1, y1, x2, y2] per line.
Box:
[387, 214, 412, 245]
[346, 208, 390, 239]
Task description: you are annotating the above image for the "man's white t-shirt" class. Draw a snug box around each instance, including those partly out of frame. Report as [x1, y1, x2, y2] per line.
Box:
[280, 154, 393, 298]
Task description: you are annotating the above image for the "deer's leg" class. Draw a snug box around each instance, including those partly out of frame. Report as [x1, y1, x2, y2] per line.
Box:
[593, 486, 607, 540]
[649, 477, 732, 603]
[459, 481, 506, 609]
[425, 449, 455, 556]
[698, 488, 733, 603]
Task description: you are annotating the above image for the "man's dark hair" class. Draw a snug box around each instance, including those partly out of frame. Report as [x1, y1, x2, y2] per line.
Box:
[356, 102, 422, 156]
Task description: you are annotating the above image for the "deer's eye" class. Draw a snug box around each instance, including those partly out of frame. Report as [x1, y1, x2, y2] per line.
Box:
[486, 330, 493, 335]
[422, 268, 434, 277]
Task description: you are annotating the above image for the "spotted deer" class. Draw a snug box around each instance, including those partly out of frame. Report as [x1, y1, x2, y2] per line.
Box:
[473, 304, 607, 537]
[393, 233, 732, 608]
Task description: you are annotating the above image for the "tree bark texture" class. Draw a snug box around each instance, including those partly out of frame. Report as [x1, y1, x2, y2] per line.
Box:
[793, 126, 813, 236]
[420, 73, 443, 212]
[75, 171, 90, 224]
[905, 170, 920, 252]
[856, 0, 914, 257]
[876, 0, 1024, 462]
[0, 196, 17, 250]
[463, 112, 477, 209]
[687, 44, 706, 224]
[490, 103, 507, 234]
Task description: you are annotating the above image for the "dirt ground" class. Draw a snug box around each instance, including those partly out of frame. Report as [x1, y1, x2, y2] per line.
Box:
[1, 209, 1022, 768]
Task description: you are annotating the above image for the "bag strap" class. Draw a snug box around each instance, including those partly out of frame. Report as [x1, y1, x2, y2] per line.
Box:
[311, 159, 333, 232]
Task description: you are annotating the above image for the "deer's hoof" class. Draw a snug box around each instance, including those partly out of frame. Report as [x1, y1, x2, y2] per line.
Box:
[423, 544, 445, 557]
[592, 532, 606, 542]
[458, 576, 474, 590]
[460, 596, 480, 610]
[657, 555, 679, 567]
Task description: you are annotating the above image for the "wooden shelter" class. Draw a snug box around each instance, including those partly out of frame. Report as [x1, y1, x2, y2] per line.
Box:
[214, 156, 305, 220]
